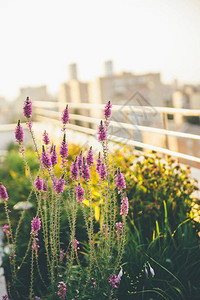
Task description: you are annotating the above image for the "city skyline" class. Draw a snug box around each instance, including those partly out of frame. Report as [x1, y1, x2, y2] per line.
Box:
[0, 0, 200, 100]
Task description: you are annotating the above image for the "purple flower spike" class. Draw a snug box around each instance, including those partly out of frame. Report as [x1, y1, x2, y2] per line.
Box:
[51, 145, 58, 166]
[0, 184, 8, 201]
[76, 183, 85, 203]
[57, 281, 67, 299]
[81, 157, 91, 181]
[62, 104, 69, 125]
[115, 168, 126, 193]
[15, 120, 24, 143]
[55, 175, 65, 194]
[70, 157, 78, 181]
[100, 162, 107, 180]
[41, 145, 52, 169]
[43, 130, 50, 145]
[120, 196, 129, 216]
[96, 152, 102, 174]
[2, 295, 10, 300]
[35, 176, 43, 191]
[116, 222, 122, 236]
[104, 100, 112, 119]
[59, 134, 68, 159]
[98, 120, 107, 142]
[77, 150, 83, 170]
[31, 217, 41, 234]
[23, 96, 32, 119]
[86, 146, 94, 167]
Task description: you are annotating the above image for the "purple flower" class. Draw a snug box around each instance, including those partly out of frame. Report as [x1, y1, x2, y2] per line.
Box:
[35, 176, 43, 191]
[43, 130, 50, 145]
[76, 183, 85, 203]
[30, 217, 41, 250]
[2, 295, 9, 300]
[99, 162, 107, 180]
[120, 196, 129, 216]
[71, 238, 80, 250]
[62, 104, 69, 124]
[23, 96, 32, 119]
[51, 145, 58, 166]
[43, 180, 48, 191]
[115, 168, 126, 193]
[98, 120, 107, 142]
[77, 151, 83, 170]
[15, 120, 24, 143]
[70, 157, 78, 181]
[30, 217, 41, 234]
[32, 237, 40, 251]
[60, 249, 65, 261]
[104, 100, 112, 119]
[96, 152, 102, 174]
[3, 224, 11, 237]
[55, 175, 65, 194]
[59, 134, 68, 159]
[0, 184, 8, 201]
[116, 222, 122, 236]
[109, 274, 118, 289]
[58, 281, 67, 299]
[35, 297, 41, 300]
[81, 158, 91, 181]
[102, 224, 109, 235]
[86, 146, 94, 167]
[41, 146, 52, 169]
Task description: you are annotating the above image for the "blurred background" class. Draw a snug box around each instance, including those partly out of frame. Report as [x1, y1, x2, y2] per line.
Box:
[0, 0, 200, 164]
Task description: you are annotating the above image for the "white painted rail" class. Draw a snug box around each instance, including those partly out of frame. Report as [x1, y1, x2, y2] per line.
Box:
[32, 101, 200, 166]
[34, 108, 200, 141]
[1, 102, 200, 166]
[33, 101, 200, 116]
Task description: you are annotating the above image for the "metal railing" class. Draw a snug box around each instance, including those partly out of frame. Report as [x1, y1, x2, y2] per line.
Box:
[32, 101, 200, 166]
[0, 102, 200, 165]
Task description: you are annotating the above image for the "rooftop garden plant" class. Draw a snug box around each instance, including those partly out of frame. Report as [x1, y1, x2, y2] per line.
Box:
[1, 99, 129, 299]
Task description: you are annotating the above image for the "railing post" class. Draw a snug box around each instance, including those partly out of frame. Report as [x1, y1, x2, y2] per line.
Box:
[125, 111, 133, 140]
[163, 112, 169, 149]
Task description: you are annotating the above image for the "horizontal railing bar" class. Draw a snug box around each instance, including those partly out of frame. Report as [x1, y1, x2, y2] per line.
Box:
[109, 135, 200, 164]
[36, 115, 95, 135]
[35, 108, 200, 141]
[0, 123, 29, 132]
[33, 101, 200, 116]
[36, 115, 200, 164]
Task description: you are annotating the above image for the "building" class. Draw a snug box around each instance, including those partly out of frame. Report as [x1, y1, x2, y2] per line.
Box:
[59, 64, 89, 105]
[88, 61, 174, 108]
[190, 92, 200, 109]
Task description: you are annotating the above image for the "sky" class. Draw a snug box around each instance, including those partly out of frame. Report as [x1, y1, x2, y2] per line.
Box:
[0, 0, 200, 100]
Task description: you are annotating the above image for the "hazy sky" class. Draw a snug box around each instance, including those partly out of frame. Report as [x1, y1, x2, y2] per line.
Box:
[0, 0, 200, 99]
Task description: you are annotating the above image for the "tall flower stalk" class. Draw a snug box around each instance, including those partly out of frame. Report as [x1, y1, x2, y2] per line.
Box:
[3, 99, 128, 300]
